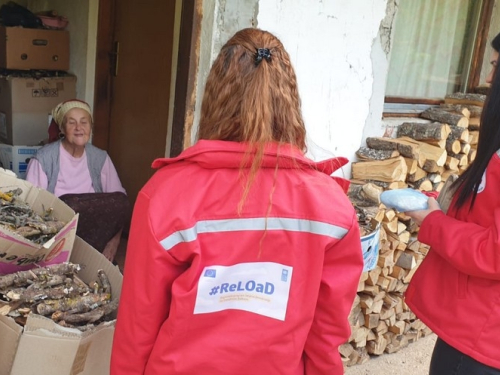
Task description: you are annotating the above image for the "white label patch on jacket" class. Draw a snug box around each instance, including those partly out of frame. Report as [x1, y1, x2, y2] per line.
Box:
[194, 262, 293, 321]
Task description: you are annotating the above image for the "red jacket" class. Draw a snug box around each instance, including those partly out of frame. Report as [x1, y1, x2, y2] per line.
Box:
[111, 140, 363, 375]
[406, 152, 500, 369]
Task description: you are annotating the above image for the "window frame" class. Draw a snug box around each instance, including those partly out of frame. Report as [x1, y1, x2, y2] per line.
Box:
[383, 0, 494, 117]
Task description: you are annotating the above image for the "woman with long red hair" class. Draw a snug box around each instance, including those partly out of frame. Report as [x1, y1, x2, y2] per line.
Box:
[111, 28, 363, 375]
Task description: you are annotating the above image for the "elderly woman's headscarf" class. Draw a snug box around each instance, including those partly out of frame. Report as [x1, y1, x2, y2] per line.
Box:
[48, 99, 93, 143]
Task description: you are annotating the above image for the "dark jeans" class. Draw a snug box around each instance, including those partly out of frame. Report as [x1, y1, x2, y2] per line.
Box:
[430, 338, 500, 375]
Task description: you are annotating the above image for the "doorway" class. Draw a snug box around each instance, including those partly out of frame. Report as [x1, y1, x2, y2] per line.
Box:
[93, 0, 194, 210]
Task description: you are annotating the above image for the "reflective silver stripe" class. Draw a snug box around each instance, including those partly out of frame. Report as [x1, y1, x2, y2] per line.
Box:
[160, 218, 348, 251]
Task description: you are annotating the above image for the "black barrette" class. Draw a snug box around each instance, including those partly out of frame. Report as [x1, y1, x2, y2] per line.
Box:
[255, 48, 271, 66]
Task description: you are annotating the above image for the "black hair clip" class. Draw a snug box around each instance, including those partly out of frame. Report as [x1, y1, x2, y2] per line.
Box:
[255, 48, 271, 66]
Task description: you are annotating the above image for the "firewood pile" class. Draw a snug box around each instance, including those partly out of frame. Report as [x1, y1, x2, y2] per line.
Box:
[342, 92, 485, 366]
[0, 262, 118, 331]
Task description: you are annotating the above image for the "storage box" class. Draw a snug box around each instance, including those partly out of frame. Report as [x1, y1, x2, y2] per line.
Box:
[0, 168, 78, 275]
[0, 26, 69, 70]
[361, 225, 380, 272]
[0, 75, 76, 145]
[0, 236, 123, 375]
[0, 143, 41, 179]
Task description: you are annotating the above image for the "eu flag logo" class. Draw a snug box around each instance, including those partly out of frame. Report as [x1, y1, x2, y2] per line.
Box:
[204, 269, 217, 278]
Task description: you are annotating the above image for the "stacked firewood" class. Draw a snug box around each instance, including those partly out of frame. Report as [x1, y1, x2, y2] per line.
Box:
[0, 262, 118, 331]
[342, 92, 485, 366]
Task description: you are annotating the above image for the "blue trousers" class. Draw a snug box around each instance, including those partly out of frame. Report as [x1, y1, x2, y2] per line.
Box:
[429, 338, 500, 375]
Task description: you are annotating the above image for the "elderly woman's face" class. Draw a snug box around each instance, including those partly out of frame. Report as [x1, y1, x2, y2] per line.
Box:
[486, 50, 499, 84]
[62, 108, 92, 147]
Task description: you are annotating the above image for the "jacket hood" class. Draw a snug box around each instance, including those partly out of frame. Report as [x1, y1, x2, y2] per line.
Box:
[152, 140, 350, 192]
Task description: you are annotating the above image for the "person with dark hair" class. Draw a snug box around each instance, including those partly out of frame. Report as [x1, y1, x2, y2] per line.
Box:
[404, 33, 500, 374]
[111, 28, 363, 375]
[26, 99, 130, 262]
[486, 32, 500, 86]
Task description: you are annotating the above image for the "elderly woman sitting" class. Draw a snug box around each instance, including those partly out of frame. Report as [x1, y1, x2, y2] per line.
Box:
[26, 99, 130, 262]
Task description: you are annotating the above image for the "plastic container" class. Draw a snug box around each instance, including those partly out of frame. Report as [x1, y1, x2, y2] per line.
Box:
[361, 225, 380, 272]
[380, 188, 429, 212]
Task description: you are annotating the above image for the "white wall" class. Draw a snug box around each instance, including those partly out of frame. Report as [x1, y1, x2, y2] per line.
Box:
[257, 0, 387, 167]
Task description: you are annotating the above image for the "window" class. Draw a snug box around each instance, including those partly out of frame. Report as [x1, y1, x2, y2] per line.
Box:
[384, 0, 494, 114]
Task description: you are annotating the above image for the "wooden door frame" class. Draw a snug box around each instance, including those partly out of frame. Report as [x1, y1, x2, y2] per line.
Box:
[93, 0, 200, 157]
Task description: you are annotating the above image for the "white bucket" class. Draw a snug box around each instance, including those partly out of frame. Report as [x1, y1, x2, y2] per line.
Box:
[360, 226, 380, 272]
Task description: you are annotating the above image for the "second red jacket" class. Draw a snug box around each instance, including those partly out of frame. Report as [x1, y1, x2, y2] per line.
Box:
[406, 152, 500, 369]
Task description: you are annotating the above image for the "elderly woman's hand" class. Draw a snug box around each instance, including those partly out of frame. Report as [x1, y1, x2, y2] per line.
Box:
[404, 197, 441, 226]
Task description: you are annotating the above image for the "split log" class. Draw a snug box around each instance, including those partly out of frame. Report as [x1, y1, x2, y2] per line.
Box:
[366, 334, 388, 355]
[420, 108, 469, 128]
[468, 131, 479, 145]
[445, 156, 459, 171]
[406, 166, 426, 183]
[439, 103, 470, 117]
[366, 137, 420, 159]
[396, 122, 450, 141]
[448, 126, 469, 143]
[395, 252, 417, 270]
[425, 139, 446, 149]
[403, 158, 417, 175]
[427, 173, 442, 184]
[398, 137, 447, 170]
[445, 138, 461, 154]
[460, 143, 471, 155]
[448, 153, 469, 167]
[440, 103, 482, 118]
[467, 117, 481, 131]
[356, 146, 400, 161]
[348, 183, 383, 207]
[444, 92, 486, 107]
[350, 179, 408, 190]
[351, 156, 408, 183]
[468, 148, 477, 163]
[409, 177, 433, 191]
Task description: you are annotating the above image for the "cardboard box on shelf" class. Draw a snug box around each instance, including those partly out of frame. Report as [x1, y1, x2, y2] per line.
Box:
[0, 143, 41, 179]
[0, 236, 123, 375]
[0, 168, 78, 275]
[0, 26, 70, 71]
[0, 75, 76, 145]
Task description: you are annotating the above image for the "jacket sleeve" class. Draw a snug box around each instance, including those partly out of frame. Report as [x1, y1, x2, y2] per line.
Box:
[303, 212, 363, 375]
[110, 191, 186, 375]
[419, 209, 500, 279]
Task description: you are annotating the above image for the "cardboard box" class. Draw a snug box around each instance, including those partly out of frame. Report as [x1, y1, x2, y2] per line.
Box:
[0, 75, 76, 145]
[0, 143, 41, 179]
[0, 26, 70, 70]
[0, 236, 123, 375]
[0, 168, 78, 275]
